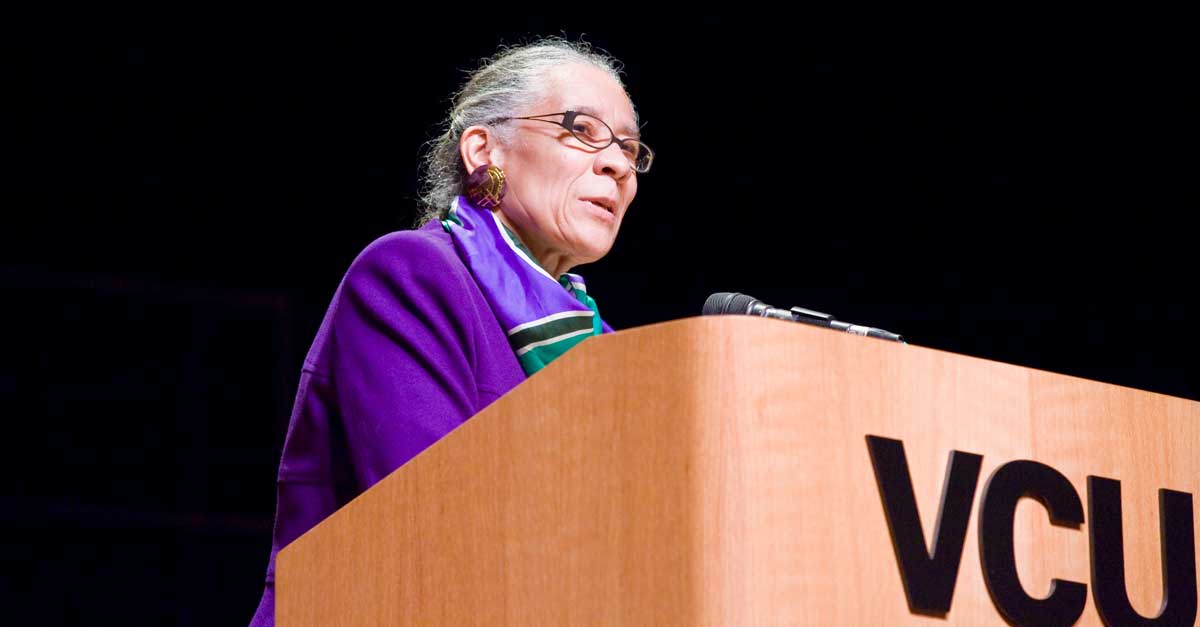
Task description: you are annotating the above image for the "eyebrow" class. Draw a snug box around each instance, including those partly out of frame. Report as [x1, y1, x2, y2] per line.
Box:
[569, 104, 641, 139]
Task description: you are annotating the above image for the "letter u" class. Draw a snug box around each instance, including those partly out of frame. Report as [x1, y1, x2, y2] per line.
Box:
[1088, 476, 1196, 626]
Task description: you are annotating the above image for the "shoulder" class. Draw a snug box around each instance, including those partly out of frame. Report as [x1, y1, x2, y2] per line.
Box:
[304, 222, 484, 371]
[348, 223, 461, 278]
[340, 223, 476, 299]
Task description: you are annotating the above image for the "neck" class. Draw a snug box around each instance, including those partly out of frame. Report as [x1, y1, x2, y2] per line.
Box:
[493, 210, 577, 277]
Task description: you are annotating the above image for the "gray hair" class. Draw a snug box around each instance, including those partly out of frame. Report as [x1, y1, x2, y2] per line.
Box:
[415, 37, 633, 226]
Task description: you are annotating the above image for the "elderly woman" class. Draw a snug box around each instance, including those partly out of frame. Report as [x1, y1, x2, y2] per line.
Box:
[248, 39, 651, 625]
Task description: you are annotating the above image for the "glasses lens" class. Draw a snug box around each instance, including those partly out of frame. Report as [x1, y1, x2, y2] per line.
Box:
[566, 112, 652, 173]
[568, 113, 613, 147]
[629, 141, 653, 173]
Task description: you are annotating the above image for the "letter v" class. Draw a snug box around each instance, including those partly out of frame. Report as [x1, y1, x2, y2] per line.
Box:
[866, 435, 983, 615]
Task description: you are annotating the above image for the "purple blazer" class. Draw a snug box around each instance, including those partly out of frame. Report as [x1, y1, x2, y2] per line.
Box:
[249, 221, 527, 626]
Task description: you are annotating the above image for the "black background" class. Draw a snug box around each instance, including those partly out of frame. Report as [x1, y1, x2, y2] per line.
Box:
[7, 10, 1196, 624]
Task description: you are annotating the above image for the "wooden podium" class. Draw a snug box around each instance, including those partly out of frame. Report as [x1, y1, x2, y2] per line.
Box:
[276, 317, 1198, 626]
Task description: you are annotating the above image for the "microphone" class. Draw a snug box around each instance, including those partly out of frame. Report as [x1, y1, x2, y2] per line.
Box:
[702, 292, 905, 343]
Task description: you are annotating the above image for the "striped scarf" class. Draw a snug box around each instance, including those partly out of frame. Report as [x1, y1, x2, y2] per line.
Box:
[441, 196, 609, 376]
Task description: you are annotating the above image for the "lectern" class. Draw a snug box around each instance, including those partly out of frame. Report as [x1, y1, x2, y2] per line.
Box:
[277, 317, 1198, 625]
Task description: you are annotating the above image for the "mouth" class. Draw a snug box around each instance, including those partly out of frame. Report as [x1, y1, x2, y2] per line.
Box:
[582, 198, 617, 216]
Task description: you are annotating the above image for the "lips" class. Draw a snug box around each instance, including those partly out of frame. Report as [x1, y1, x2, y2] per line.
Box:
[581, 197, 617, 215]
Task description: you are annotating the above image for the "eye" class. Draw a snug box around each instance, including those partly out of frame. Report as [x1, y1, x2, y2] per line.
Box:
[569, 116, 606, 143]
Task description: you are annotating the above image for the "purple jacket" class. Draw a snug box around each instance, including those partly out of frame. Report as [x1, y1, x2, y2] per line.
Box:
[249, 221, 526, 626]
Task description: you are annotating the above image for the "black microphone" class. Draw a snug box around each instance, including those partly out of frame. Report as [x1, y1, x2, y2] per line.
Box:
[702, 292, 905, 343]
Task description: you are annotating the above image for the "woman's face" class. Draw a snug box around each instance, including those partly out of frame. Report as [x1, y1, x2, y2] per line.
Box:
[493, 64, 639, 273]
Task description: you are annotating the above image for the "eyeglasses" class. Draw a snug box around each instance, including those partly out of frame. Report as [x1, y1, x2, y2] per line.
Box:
[490, 110, 654, 174]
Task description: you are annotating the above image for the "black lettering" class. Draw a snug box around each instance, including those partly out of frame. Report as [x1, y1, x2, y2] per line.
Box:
[866, 435, 982, 615]
[1088, 476, 1197, 626]
[978, 460, 1087, 627]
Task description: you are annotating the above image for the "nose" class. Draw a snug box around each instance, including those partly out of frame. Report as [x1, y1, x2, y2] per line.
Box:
[594, 141, 633, 180]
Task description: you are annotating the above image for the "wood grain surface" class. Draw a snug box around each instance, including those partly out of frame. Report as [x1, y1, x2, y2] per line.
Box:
[277, 316, 1199, 625]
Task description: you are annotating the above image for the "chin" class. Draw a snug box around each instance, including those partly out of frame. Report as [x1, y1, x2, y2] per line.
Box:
[566, 225, 619, 261]
[569, 240, 615, 265]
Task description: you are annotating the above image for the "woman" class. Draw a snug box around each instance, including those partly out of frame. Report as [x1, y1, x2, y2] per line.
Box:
[248, 38, 651, 625]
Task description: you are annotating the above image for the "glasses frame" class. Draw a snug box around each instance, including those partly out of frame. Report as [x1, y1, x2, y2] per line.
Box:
[489, 110, 654, 174]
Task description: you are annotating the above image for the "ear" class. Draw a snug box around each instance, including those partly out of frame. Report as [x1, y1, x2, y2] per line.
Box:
[459, 125, 505, 174]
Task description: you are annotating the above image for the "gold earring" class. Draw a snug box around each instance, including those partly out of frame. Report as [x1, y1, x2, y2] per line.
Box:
[466, 164, 506, 209]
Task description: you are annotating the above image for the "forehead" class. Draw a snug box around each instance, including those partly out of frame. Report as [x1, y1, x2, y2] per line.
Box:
[538, 64, 639, 136]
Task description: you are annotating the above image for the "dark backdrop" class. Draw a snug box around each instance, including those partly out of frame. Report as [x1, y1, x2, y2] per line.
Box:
[7, 12, 1195, 625]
